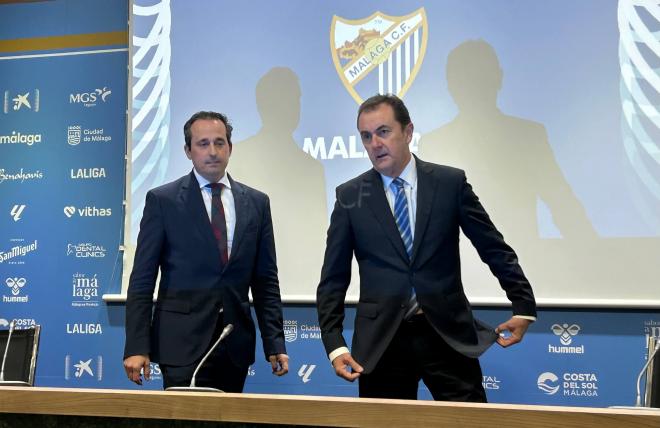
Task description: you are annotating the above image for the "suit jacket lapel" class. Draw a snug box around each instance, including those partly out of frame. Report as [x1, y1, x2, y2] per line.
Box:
[181, 170, 219, 256]
[411, 157, 436, 263]
[364, 169, 409, 263]
[228, 175, 249, 266]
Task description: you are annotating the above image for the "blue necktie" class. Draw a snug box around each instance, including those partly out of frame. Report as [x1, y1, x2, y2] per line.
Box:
[390, 178, 419, 319]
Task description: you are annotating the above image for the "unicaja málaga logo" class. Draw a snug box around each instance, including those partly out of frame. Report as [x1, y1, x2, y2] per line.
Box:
[0, 131, 42, 146]
[537, 372, 560, 395]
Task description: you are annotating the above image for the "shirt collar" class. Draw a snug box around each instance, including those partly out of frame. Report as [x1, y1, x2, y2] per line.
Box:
[379, 156, 417, 189]
[193, 168, 232, 190]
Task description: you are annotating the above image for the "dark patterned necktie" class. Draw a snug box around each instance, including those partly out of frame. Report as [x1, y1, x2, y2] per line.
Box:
[390, 177, 419, 319]
[207, 183, 228, 266]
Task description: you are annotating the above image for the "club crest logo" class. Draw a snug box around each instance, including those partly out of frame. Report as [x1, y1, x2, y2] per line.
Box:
[330, 8, 428, 104]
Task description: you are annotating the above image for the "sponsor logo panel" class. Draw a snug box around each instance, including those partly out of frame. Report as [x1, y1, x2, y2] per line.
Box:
[0, 239, 38, 264]
[0, 168, 44, 184]
[3, 89, 39, 113]
[67, 126, 112, 146]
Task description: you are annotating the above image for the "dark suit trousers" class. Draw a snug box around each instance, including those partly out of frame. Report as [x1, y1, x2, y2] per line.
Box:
[358, 314, 487, 402]
[159, 315, 249, 392]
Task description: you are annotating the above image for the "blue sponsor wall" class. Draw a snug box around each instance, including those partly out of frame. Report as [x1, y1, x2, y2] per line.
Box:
[1, 0, 659, 409]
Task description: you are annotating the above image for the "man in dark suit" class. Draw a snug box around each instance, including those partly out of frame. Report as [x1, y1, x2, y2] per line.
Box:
[316, 95, 536, 401]
[124, 111, 288, 391]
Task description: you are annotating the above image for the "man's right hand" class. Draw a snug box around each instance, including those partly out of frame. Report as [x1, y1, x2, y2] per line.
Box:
[331, 352, 363, 382]
[123, 354, 151, 385]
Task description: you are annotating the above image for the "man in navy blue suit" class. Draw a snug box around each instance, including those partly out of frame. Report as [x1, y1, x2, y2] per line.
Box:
[124, 111, 288, 391]
[317, 95, 536, 401]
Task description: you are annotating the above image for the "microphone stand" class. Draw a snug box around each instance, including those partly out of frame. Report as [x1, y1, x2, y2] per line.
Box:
[166, 324, 234, 392]
[0, 320, 30, 387]
[610, 337, 660, 410]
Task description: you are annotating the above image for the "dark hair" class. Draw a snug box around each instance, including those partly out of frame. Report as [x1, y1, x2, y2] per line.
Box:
[183, 111, 233, 148]
[357, 94, 412, 130]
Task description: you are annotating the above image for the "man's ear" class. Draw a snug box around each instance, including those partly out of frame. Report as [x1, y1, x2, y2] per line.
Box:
[405, 122, 414, 143]
[184, 144, 192, 160]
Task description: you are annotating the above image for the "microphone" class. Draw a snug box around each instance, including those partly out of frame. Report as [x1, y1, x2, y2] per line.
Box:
[166, 323, 234, 392]
[610, 337, 660, 409]
[0, 320, 30, 386]
[635, 339, 660, 407]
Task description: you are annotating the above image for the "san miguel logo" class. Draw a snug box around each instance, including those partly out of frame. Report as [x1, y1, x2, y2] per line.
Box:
[330, 8, 428, 104]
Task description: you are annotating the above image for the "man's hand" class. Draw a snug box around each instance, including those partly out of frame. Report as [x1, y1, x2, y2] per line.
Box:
[331, 352, 363, 382]
[269, 353, 289, 376]
[123, 355, 151, 385]
[495, 317, 532, 347]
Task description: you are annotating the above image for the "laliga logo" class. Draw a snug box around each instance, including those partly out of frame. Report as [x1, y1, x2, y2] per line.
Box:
[551, 323, 580, 345]
[298, 364, 316, 383]
[5, 277, 26, 295]
[537, 372, 560, 395]
[330, 8, 428, 104]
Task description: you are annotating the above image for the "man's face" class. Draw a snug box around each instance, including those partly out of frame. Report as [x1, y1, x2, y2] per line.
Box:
[358, 103, 413, 178]
[184, 119, 232, 183]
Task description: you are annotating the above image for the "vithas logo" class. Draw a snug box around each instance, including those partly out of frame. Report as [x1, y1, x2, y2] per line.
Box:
[63, 205, 112, 218]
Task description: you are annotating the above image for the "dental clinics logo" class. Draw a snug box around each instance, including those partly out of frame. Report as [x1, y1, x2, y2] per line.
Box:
[0, 168, 44, 184]
[67, 126, 112, 145]
[330, 8, 428, 104]
[69, 87, 111, 107]
[64, 355, 103, 381]
[3, 89, 40, 113]
[482, 374, 501, 390]
[549, 323, 584, 354]
[0, 239, 38, 264]
[63, 205, 112, 218]
[0, 131, 42, 146]
[67, 242, 107, 258]
[537, 371, 599, 397]
[3, 277, 29, 303]
[71, 273, 100, 307]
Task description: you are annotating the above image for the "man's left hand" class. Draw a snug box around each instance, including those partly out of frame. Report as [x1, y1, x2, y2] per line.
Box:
[269, 353, 289, 376]
[495, 317, 532, 347]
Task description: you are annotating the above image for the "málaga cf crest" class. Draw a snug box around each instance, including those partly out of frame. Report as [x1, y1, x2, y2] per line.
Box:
[330, 8, 428, 104]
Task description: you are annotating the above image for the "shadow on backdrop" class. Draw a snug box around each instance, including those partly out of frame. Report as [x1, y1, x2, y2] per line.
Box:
[231, 67, 328, 297]
[419, 40, 658, 302]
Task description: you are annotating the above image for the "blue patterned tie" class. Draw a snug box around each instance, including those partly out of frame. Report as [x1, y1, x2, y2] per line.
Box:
[390, 178, 419, 319]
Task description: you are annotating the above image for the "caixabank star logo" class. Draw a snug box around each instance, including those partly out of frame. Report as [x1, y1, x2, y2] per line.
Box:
[330, 8, 428, 104]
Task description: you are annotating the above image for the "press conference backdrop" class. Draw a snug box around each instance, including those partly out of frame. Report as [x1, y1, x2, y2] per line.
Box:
[127, 0, 660, 306]
[2, 0, 660, 409]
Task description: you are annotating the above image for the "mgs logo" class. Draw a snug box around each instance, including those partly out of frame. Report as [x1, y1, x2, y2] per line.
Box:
[69, 87, 112, 107]
[537, 372, 560, 395]
[330, 8, 428, 104]
[284, 320, 298, 342]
